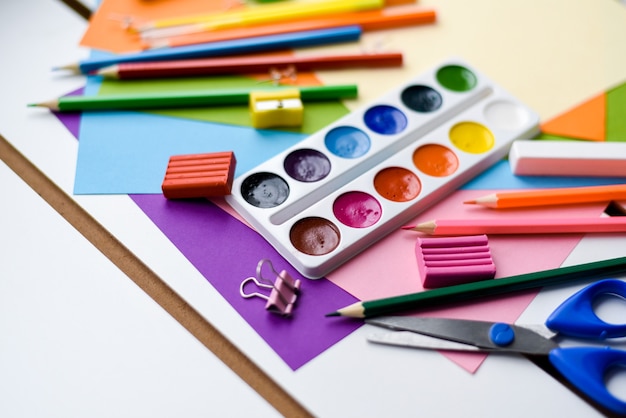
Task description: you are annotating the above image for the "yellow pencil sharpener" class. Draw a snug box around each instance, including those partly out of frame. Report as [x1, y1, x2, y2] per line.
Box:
[249, 89, 304, 129]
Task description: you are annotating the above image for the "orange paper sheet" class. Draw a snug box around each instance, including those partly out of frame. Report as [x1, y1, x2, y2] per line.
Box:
[540, 92, 606, 141]
[81, 0, 417, 54]
[81, 0, 241, 53]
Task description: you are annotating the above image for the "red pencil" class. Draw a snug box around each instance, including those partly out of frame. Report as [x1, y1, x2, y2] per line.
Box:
[95, 52, 404, 79]
[402, 217, 626, 235]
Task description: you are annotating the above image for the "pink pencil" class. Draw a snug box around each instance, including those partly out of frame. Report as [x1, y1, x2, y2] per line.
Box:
[402, 217, 626, 235]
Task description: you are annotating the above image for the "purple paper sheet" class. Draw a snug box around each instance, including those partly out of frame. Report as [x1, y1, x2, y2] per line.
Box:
[132, 195, 361, 369]
[57, 97, 361, 370]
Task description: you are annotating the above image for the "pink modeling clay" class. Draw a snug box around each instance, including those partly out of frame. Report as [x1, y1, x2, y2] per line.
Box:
[415, 235, 496, 288]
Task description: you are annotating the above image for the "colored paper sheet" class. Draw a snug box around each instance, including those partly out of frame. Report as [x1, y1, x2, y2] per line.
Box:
[69, 113, 607, 373]
[80, 0, 235, 53]
[74, 111, 308, 194]
[80, 0, 408, 54]
[539, 79, 626, 143]
[58, 101, 362, 370]
[67, 73, 626, 374]
[606, 81, 626, 141]
[131, 195, 362, 370]
[66, 87, 622, 373]
[96, 72, 348, 133]
[324, 187, 608, 371]
[75, 61, 349, 194]
[540, 92, 605, 141]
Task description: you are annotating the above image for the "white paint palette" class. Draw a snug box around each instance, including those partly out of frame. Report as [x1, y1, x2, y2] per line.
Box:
[225, 58, 540, 279]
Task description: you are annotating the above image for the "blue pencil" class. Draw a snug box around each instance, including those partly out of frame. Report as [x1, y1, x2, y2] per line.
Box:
[56, 26, 363, 74]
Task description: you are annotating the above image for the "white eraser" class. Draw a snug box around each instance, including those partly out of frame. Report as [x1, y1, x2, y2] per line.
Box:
[509, 140, 626, 177]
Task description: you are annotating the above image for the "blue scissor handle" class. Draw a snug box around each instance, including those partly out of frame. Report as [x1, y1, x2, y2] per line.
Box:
[549, 346, 626, 416]
[546, 279, 626, 339]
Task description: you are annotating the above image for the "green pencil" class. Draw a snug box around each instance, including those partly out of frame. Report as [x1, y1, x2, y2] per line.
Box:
[326, 256, 626, 318]
[27, 84, 357, 112]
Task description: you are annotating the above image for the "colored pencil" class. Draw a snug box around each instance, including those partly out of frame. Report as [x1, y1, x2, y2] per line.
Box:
[326, 255, 626, 318]
[133, 0, 384, 33]
[55, 26, 362, 74]
[464, 184, 626, 209]
[143, 8, 436, 48]
[27, 85, 358, 112]
[402, 217, 626, 235]
[96, 52, 403, 79]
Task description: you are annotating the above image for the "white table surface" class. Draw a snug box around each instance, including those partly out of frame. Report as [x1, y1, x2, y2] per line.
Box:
[1, 1, 625, 416]
[0, 158, 279, 417]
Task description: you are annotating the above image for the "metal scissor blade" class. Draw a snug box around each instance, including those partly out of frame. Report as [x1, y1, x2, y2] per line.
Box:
[367, 331, 484, 352]
[366, 316, 558, 355]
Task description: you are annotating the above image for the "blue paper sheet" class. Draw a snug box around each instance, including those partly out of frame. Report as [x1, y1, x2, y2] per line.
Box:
[74, 110, 306, 194]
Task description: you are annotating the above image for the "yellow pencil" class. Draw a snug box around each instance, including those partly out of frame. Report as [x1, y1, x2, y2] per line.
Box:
[134, 0, 384, 33]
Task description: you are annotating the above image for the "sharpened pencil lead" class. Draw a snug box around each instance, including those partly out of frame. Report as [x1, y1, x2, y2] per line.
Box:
[464, 194, 498, 207]
[52, 63, 81, 73]
[146, 40, 170, 50]
[27, 100, 59, 111]
[401, 220, 435, 233]
[325, 311, 340, 317]
[95, 65, 118, 78]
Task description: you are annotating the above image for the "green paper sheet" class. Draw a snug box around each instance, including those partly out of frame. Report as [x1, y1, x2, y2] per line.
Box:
[606, 81, 626, 142]
[97, 75, 350, 133]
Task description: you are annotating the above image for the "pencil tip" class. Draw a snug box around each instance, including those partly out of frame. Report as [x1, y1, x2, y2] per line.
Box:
[464, 200, 476, 204]
[52, 63, 81, 73]
[401, 220, 435, 233]
[146, 40, 170, 50]
[26, 100, 58, 111]
[325, 311, 340, 317]
[95, 65, 117, 78]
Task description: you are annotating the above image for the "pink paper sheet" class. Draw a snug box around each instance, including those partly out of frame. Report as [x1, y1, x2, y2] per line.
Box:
[217, 188, 606, 372]
[326, 189, 607, 371]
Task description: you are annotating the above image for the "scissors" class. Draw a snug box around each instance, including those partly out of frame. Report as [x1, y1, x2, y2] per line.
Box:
[365, 279, 626, 416]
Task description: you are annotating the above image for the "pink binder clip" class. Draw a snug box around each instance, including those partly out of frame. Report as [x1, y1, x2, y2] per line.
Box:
[240, 259, 301, 317]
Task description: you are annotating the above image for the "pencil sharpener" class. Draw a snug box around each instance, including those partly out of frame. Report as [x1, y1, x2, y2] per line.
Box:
[249, 89, 304, 129]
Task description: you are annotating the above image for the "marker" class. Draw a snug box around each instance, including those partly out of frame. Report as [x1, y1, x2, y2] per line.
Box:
[27, 85, 358, 112]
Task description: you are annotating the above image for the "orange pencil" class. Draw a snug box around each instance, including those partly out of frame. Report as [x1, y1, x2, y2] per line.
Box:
[402, 217, 626, 235]
[464, 184, 626, 209]
[145, 8, 436, 49]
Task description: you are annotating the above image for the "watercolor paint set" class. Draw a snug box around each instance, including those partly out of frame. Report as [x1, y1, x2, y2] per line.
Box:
[225, 58, 540, 279]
